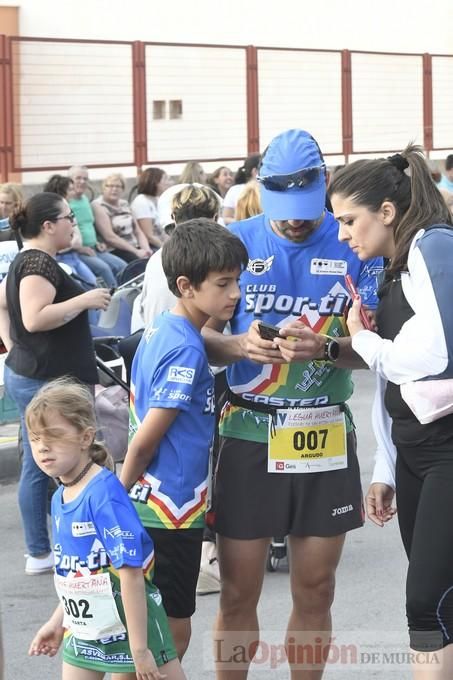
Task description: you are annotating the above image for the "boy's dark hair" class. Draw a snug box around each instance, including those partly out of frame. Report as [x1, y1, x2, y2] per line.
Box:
[445, 154, 453, 171]
[162, 218, 248, 297]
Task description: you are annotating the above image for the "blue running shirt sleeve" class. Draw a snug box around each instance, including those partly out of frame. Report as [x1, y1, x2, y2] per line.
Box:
[146, 345, 209, 411]
[93, 499, 153, 570]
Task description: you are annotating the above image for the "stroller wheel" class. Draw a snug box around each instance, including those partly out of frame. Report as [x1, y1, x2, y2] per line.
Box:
[266, 537, 287, 573]
[266, 549, 280, 573]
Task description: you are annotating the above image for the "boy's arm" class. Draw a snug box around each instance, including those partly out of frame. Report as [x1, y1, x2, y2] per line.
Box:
[120, 407, 179, 491]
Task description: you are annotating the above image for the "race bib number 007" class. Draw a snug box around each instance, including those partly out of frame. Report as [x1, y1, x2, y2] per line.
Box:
[268, 405, 347, 473]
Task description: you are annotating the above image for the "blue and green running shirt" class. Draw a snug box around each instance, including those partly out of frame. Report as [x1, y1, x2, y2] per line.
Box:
[129, 312, 215, 530]
[52, 468, 177, 673]
[52, 467, 154, 582]
[221, 212, 383, 443]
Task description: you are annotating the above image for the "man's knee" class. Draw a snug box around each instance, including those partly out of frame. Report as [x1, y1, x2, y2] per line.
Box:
[291, 573, 336, 616]
[219, 574, 262, 618]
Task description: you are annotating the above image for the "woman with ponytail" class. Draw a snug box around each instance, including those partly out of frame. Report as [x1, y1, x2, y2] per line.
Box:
[330, 144, 453, 679]
[26, 378, 184, 680]
[0, 192, 111, 576]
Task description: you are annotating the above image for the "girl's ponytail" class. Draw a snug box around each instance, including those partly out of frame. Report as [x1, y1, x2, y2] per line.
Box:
[90, 440, 114, 471]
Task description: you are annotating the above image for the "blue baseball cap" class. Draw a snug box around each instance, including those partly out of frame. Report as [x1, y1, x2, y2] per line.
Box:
[258, 129, 326, 220]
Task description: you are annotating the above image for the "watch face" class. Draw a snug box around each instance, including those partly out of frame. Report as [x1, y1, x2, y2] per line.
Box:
[328, 339, 340, 361]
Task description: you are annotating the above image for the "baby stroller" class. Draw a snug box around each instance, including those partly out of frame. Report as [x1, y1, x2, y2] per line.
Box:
[93, 337, 131, 470]
[92, 328, 144, 470]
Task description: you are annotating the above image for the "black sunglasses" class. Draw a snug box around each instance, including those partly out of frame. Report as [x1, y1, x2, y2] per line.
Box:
[257, 165, 326, 192]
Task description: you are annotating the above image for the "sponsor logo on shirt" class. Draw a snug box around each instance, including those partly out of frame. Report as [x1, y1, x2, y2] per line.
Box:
[310, 259, 347, 275]
[332, 504, 353, 517]
[168, 390, 191, 402]
[168, 366, 195, 384]
[55, 541, 109, 571]
[153, 387, 167, 400]
[71, 521, 97, 537]
[247, 256, 274, 276]
[144, 326, 158, 342]
[103, 526, 135, 540]
[99, 633, 127, 645]
[244, 283, 348, 317]
[238, 392, 329, 408]
[110, 544, 137, 560]
[150, 590, 163, 606]
[55, 516, 61, 532]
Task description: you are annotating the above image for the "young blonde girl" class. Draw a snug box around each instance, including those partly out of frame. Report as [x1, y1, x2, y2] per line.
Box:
[27, 378, 185, 680]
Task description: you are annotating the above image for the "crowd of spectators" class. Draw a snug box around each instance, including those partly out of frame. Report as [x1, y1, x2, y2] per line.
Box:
[0, 156, 266, 291]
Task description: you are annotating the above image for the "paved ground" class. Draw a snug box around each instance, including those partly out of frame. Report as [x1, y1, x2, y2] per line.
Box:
[0, 371, 412, 679]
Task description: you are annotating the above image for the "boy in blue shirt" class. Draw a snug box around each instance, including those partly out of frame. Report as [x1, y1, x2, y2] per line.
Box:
[120, 218, 248, 659]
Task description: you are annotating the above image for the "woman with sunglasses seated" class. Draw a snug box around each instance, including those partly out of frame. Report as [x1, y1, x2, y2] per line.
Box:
[0, 192, 111, 576]
[92, 174, 151, 263]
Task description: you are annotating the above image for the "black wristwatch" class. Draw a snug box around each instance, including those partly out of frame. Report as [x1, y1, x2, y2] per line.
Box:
[323, 338, 340, 362]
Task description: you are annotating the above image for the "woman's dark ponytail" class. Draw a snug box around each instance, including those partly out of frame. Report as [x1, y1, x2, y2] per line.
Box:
[9, 192, 63, 242]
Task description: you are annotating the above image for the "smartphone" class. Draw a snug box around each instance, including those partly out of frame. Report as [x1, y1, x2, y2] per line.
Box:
[344, 274, 373, 331]
[258, 321, 282, 341]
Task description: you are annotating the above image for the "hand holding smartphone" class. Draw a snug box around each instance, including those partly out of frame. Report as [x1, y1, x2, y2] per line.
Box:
[344, 274, 374, 331]
[257, 321, 282, 341]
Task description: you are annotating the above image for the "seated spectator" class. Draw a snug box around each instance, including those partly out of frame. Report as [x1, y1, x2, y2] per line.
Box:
[68, 165, 125, 287]
[234, 179, 261, 221]
[0, 183, 24, 241]
[207, 166, 233, 199]
[179, 161, 207, 184]
[43, 174, 96, 289]
[223, 154, 261, 224]
[130, 167, 171, 250]
[92, 173, 151, 263]
[438, 154, 453, 192]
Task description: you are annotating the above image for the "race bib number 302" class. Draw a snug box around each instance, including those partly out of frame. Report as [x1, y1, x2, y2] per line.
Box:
[268, 405, 347, 474]
[55, 572, 126, 641]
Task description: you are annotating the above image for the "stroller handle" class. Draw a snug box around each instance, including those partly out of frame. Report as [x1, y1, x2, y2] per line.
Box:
[96, 357, 130, 394]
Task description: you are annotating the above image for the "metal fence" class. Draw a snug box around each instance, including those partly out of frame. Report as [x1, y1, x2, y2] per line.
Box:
[1, 35, 452, 182]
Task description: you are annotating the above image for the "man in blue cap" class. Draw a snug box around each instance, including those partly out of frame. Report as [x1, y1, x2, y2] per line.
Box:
[203, 129, 383, 678]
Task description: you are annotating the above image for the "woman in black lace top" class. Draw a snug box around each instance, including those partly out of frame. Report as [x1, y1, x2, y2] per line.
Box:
[0, 192, 111, 575]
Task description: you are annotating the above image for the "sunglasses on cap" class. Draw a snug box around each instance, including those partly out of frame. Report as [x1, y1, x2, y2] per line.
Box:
[257, 165, 326, 192]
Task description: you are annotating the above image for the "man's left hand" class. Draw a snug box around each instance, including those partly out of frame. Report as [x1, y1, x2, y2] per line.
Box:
[273, 321, 325, 363]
